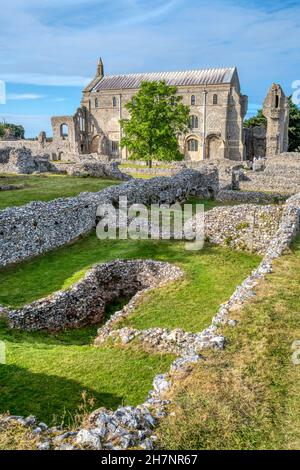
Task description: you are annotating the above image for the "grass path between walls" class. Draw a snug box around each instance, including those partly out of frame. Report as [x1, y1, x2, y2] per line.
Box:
[157, 236, 300, 450]
[0, 235, 260, 332]
[0, 173, 118, 210]
[0, 227, 260, 426]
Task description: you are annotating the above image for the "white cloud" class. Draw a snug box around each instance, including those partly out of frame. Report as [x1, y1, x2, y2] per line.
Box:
[7, 93, 45, 101]
[1, 74, 91, 87]
[0, 113, 52, 137]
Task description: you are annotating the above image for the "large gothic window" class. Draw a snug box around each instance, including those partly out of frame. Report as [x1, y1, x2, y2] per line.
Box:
[188, 139, 198, 151]
[190, 115, 198, 129]
[191, 95, 196, 106]
[213, 94, 218, 105]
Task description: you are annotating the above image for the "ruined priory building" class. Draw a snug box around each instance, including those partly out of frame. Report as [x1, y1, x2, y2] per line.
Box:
[0, 59, 289, 163]
[51, 59, 249, 161]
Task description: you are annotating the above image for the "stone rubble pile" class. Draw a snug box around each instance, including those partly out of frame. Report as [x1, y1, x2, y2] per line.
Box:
[54, 158, 132, 181]
[0, 147, 62, 175]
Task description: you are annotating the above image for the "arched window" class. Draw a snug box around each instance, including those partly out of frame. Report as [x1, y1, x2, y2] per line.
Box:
[190, 115, 198, 129]
[60, 124, 69, 140]
[113, 96, 117, 107]
[213, 94, 218, 105]
[191, 95, 196, 106]
[188, 139, 198, 152]
[95, 98, 99, 108]
[111, 141, 119, 153]
[275, 95, 279, 109]
[79, 116, 85, 132]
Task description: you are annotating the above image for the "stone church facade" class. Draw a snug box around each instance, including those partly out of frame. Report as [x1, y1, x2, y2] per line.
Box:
[51, 59, 249, 162]
[0, 59, 289, 163]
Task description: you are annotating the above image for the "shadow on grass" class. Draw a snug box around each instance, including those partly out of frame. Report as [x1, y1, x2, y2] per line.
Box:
[0, 364, 122, 426]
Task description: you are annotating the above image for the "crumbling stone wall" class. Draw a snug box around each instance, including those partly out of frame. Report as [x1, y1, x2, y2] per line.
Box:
[263, 84, 289, 157]
[7, 260, 182, 331]
[0, 168, 219, 267]
[239, 153, 300, 195]
[203, 204, 283, 254]
[244, 126, 267, 161]
[0, 148, 61, 174]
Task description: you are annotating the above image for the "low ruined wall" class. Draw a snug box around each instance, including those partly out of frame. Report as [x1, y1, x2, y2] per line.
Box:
[216, 189, 287, 205]
[0, 140, 41, 153]
[239, 153, 300, 195]
[0, 148, 62, 174]
[121, 167, 180, 177]
[54, 160, 132, 181]
[3, 192, 300, 451]
[7, 260, 182, 331]
[203, 204, 283, 254]
[0, 168, 219, 267]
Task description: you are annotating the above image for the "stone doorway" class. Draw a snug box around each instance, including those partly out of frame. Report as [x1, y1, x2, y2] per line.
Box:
[206, 135, 222, 159]
[90, 135, 100, 153]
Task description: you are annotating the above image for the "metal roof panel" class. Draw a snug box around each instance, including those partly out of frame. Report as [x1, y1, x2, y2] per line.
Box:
[91, 67, 236, 92]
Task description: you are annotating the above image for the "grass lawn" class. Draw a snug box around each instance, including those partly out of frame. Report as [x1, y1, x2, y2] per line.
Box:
[0, 235, 259, 425]
[157, 236, 300, 450]
[0, 235, 260, 334]
[0, 197, 260, 428]
[0, 174, 118, 210]
[0, 320, 174, 425]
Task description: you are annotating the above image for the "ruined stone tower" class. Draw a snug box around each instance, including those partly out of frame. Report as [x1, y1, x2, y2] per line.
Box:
[263, 84, 289, 157]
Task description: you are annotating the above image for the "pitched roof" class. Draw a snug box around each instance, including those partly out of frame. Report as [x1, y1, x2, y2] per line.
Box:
[89, 67, 236, 92]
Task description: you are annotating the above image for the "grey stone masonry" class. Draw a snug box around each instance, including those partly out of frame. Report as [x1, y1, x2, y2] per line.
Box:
[7, 260, 182, 332]
[0, 167, 219, 267]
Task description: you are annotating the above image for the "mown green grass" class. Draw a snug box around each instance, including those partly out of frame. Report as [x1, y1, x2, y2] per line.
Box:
[157, 237, 300, 450]
[0, 235, 259, 425]
[0, 234, 260, 334]
[0, 187, 260, 429]
[0, 173, 118, 210]
[0, 319, 174, 425]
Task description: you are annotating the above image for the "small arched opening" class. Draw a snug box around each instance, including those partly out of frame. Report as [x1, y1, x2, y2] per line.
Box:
[185, 136, 200, 161]
[60, 124, 69, 140]
[190, 115, 199, 129]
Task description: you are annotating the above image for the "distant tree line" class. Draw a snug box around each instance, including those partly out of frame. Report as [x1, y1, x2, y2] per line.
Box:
[244, 97, 300, 152]
[0, 121, 25, 140]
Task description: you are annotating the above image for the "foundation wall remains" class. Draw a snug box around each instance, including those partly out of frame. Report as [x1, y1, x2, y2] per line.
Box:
[0, 167, 219, 267]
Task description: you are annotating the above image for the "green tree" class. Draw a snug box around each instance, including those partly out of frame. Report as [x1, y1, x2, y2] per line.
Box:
[0, 123, 5, 139]
[288, 97, 300, 152]
[244, 109, 267, 128]
[0, 121, 25, 140]
[120, 81, 190, 167]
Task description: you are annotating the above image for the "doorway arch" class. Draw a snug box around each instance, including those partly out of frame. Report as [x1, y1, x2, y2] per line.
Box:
[206, 134, 223, 159]
[90, 135, 100, 153]
[185, 135, 201, 161]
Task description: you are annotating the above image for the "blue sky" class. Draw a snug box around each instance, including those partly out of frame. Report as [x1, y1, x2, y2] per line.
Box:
[0, 0, 299, 137]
